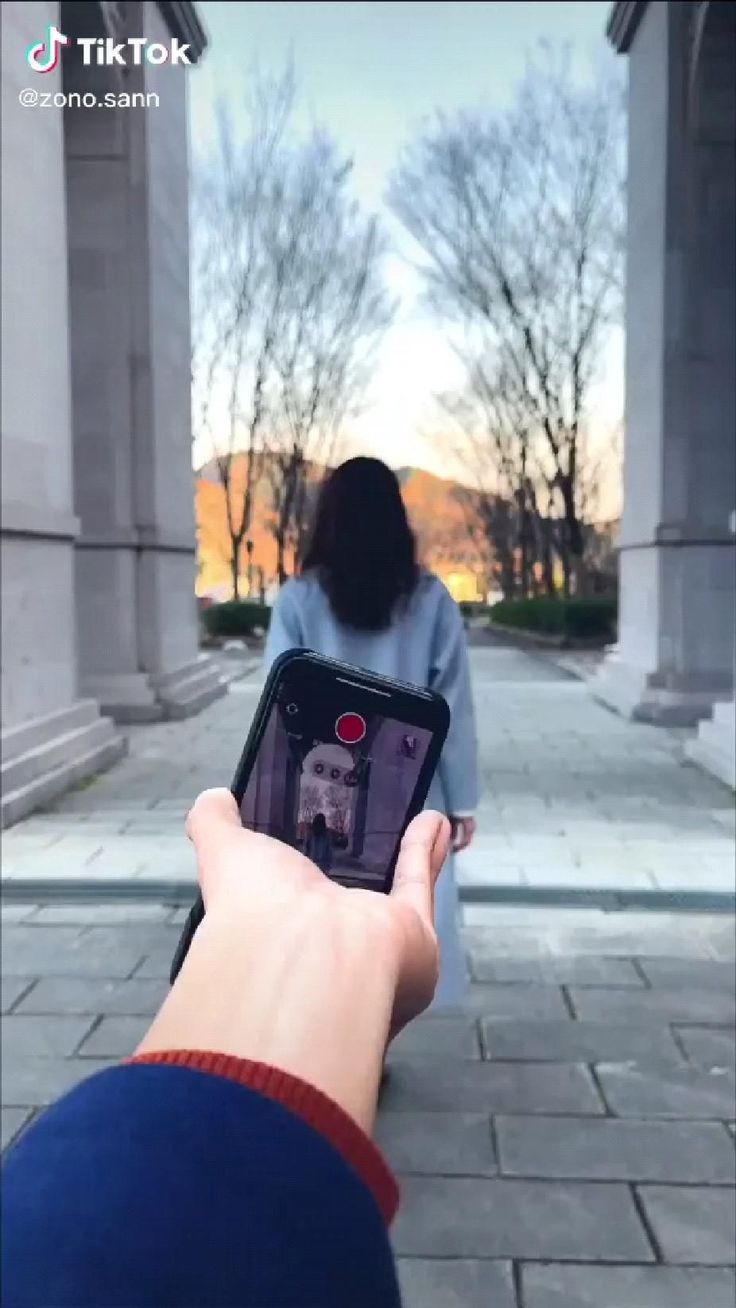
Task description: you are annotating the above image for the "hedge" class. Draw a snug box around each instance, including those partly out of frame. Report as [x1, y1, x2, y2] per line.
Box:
[201, 601, 272, 640]
[490, 596, 617, 642]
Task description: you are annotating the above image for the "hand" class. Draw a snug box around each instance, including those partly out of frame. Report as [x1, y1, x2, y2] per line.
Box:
[138, 790, 450, 1131]
[186, 789, 451, 1037]
[450, 815, 476, 853]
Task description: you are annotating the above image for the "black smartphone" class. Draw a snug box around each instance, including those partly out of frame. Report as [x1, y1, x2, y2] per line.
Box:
[169, 649, 450, 983]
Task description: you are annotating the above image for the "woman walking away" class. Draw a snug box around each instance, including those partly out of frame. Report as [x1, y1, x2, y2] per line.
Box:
[265, 457, 479, 1008]
[305, 812, 334, 875]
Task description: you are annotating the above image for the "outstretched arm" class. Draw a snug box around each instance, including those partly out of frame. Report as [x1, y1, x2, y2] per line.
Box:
[2, 792, 449, 1308]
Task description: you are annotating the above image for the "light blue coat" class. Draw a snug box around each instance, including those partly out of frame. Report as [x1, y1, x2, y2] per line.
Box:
[264, 571, 479, 1006]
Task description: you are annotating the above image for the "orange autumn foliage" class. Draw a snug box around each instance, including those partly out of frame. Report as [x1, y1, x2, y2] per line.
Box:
[196, 458, 491, 603]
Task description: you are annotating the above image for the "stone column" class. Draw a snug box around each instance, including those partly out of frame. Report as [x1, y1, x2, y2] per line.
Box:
[1, 1, 124, 826]
[688, 510, 736, 788]
[63, 0, 224, 721]
[593, 0, 736, 725]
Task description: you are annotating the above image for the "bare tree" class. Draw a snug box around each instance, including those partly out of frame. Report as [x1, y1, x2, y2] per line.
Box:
[438, 371, 511, 596]
[391, 48, 624, 594]
[194, 76, 393, 594]
[266, 133, 394, 582]
[192, 71, 297, 600]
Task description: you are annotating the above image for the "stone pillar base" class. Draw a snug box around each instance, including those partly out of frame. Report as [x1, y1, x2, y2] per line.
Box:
[590, 651, 731, 726]
[687, 701, 736, 789]
[1, 700, 127, 828]
[83, 654, 226, 724]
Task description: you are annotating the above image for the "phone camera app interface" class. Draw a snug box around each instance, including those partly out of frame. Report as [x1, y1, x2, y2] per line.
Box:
[240, 679, 432, 889]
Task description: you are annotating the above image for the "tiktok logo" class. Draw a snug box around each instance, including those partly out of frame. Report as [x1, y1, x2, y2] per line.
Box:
[26, 24, 71, 74]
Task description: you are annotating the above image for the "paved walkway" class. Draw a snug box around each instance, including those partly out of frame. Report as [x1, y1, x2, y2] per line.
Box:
[2, 904, 734, 1305]
[1, 644, 733, 900]
[464, 644, 734, 900]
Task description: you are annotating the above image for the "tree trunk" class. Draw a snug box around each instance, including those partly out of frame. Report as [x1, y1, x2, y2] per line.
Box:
[276, 530, 287, 586]
[560, 476, 583, 573]
[230, 545, 240, 601]
[541, 519, 556, 596]
[519, 500, 534, 598]
[560, 545, 572, 599]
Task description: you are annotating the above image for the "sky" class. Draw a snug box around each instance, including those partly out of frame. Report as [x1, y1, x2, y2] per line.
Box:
[189, 1, 623, 506]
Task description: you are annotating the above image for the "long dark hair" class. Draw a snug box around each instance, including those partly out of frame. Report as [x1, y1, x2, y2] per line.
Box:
[301, 457, 419, 631]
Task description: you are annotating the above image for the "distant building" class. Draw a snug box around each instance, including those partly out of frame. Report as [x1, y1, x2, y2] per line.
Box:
[1, 2, 223, 826]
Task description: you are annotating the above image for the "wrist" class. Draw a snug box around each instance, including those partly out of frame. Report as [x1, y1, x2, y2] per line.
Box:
[139, 898, 397, 1133]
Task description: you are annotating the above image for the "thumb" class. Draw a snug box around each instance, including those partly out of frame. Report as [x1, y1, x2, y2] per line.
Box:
[186, 788, 241, 857]
[390, 811, 450, 928]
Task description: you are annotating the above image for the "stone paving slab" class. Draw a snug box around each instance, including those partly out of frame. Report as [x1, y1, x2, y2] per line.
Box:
[2, 1015, 96, 1059]
[131, 947, 183, 979]
[464, 910, 736, 961]
[30, 904, 174, 926]
[397, 1257, 516, 1308]
[0, 924, 174, 980]
[638, 1184, 736, 1264]
[455, 983, 570, 1020]
[381, 1060, 604, 1115]
[568, 985, 736, 1026]
[495, 1116, 736, 1183]
[78, 1016, 150, 1057]
[0, 906, 38, 924]
[468, 954, 644, 987]
[389, 1017, 481, 1060]
[13, 976, 167, 1017]
[520, 1263, 736, 1308]
[480, 1019, 684, 1064]
[596, 1061, 736, 1120]
[676, 1025, 736, 1069]
[375, 1111, 497, 1176]
[392, 1177, 654, 1260]
[638, 957, 736, 990]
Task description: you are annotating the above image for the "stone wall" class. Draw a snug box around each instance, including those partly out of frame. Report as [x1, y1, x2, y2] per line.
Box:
[1, 0, 80, 728]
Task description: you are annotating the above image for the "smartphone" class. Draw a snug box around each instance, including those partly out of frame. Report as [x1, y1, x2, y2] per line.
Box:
[169, 649, 450, 982]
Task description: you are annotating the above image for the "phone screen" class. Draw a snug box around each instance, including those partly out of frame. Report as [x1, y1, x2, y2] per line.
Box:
[238, 662, 439, 890]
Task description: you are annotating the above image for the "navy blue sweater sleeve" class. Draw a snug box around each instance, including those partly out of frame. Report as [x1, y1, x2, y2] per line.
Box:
[1, 1063, 401, 1308]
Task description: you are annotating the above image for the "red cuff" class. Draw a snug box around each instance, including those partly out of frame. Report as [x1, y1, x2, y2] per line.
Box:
[129, 1050, 399, 1224]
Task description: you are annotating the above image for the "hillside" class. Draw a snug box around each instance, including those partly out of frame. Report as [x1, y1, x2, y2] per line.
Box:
[195, 457, 491, 602]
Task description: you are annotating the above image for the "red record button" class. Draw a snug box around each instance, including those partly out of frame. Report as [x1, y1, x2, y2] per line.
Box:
[335, 712, 366, 745]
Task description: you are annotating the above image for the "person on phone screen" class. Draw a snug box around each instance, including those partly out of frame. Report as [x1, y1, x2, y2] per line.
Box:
[265, 457, 479, 1008]
[304, 812, 334, 874]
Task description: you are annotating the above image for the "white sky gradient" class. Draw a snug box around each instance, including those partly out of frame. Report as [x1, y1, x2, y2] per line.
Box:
[189, 1, 624, 513]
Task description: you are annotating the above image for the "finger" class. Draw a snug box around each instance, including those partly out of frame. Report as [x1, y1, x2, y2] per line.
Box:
[430, 814, 451, 874]
[391, 811, 449, 925]
[186, 788, 241, 852]
[451, 824, 467, 853]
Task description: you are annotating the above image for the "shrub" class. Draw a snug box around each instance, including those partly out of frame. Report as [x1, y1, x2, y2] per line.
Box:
[490, 596, 617, 643]
[201, 601, 272, 640]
